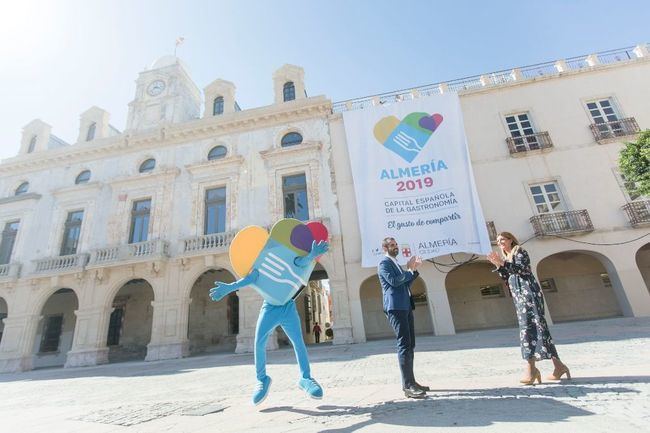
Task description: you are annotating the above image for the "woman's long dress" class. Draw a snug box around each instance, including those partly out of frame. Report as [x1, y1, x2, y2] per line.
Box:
[497, 248, 559, 360]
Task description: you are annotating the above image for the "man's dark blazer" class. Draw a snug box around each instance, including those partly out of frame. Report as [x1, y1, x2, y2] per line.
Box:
[378, 256, 418, 312]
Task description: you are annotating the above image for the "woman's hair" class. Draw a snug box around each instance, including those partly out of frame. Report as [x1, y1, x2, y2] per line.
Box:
[497, 231, 521, 261]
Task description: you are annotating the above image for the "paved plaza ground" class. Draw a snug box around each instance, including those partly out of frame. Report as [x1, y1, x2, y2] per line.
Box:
[1, 317, 649, 433]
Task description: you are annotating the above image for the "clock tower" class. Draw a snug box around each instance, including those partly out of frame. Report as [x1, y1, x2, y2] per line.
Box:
[126, 55, 201, 132]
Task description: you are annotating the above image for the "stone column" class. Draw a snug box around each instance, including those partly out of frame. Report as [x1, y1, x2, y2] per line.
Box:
[607, 252, 650, 317]
[328, 278, 354, 345]
[145, 298, 191, 361]
[0, 313, 41, 373]
[64, 306, 112, 368]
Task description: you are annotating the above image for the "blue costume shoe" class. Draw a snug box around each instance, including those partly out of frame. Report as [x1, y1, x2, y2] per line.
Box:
[298, 377, 323, 399]
[252, 376, 272, 405]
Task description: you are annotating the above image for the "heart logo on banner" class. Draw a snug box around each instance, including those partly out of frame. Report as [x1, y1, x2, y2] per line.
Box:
[229, 219, 329, 277]
[373, 112, 444, 163]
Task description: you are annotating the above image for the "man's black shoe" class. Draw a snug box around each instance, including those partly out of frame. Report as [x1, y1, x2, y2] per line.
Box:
[414, 382, 430, 392]
[403, 385, 426, 399]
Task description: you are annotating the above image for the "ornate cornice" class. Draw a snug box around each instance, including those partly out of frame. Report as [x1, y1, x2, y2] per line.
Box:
[185, 155, 244, 180]
[108, 167, 180, 188]
[0, 97, 332, 176]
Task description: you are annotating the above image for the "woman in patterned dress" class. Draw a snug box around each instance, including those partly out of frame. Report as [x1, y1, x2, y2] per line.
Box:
[487, 232, 570, 385]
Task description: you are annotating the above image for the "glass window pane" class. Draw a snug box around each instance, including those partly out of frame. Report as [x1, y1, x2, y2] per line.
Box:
[530, 185, 542, 194]
[586, 102, 597, 109]
[505, 116, 515, 123]
[544, 184, 557, 192]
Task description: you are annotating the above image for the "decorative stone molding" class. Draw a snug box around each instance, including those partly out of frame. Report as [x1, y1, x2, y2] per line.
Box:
[260, 141, 324, 222]
[0, 98, 332, 176]
[203, 79, 237, 117]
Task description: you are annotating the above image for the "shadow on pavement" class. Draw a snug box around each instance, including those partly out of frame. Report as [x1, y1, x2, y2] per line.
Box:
[261, 380, 643, 431]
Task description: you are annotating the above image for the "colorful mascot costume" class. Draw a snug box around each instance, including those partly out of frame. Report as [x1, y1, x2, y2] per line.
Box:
[209, 218, 329, 405]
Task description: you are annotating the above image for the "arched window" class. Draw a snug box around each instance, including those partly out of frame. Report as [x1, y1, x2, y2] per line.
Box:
[208, 145, 227, 160]
[283, 81, 296, 102]
[86, 122, 96, 141]
[139, 158, 156, 173]
[281, 132, 303, 147]
[75, 170, 91, 184]
[27, 136, 37, 153]
[213, 96, 224, 115]
[15, 182, 29, 196]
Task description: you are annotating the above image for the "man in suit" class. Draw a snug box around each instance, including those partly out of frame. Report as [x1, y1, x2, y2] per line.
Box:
[378, 237, 430, 399]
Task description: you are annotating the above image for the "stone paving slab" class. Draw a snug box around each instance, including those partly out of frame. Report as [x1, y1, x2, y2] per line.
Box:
[0, 317, 649, 433]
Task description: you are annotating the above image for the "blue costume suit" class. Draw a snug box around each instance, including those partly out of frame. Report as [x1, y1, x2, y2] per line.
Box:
[210, 239, 328, 404]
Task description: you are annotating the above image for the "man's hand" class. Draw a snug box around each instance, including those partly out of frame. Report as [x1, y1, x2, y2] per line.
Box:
[407, 256, 422, 271]
[209, 282, 236, 302]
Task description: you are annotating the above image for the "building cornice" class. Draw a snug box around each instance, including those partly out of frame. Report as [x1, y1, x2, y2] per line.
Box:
[51, 181, 103, 201]
[108, 167, 181, 188]
[185, 155, 245, 180]
[0, 96, 333, 176]
[0, 193, 42, 207]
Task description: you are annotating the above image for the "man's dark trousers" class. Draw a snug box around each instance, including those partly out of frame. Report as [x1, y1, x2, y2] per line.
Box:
[386, 309, 416, 389]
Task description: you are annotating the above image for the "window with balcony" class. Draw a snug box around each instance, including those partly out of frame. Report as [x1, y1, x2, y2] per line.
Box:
[40, 315, 64, 353]
[283, 174, 309, 221]
[0, 221, 19, 265]
[204, 187, 226, 234]
[129, 199, 151, 243]
[529, 182, 564, 214]
[213, 96, 224, 115]
[60, 210, 84, 256]
[587, 98, 640, 141]
[504, 113, 552, 153]
[283, 81, 296, 102]
[86, 122, 96, 141]
[281, 132, 303, 147]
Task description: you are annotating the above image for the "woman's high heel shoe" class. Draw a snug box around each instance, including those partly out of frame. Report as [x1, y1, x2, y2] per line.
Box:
[547, 366, 571, 381]
[520, 367, 542, 385]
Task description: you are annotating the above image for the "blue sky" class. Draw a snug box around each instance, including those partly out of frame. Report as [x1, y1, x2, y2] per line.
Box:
[0, 0, 648, 160]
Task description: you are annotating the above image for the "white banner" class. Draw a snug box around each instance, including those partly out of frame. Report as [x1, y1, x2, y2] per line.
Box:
[342, 93, 491, 267]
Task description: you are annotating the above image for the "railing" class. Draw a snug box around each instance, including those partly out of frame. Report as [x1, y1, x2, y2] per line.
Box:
[33, 254, 89, 274]
[486, 221, 498, 245]
[88, 239, 169, 266]
[183, 230, 237, 254]
[622, 200, 650, 226]
[529, 210, 594, 236]
[332, 44, 646, 112]
[0, 263, 21, 279]
[506, 131, 553, 154]
[590, 117, 640, 142]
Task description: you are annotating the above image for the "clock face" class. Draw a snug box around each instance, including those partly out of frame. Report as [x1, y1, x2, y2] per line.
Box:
[147, 80, 166, 96]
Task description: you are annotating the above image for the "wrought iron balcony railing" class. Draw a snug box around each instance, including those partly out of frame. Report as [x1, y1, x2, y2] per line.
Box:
[506, 131, 553, 154]
[33, 254, 89, 274]
[590, 117, 640, 143]
[529, 210, 594, 236]
[88, 239, 169, 266]
[622, 200, 650, 226]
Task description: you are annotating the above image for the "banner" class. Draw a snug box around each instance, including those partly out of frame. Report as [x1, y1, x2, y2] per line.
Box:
[342, 93, 491, 267]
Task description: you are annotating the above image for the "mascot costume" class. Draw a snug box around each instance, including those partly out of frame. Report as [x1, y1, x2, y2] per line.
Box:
[209, 218, 329, 405]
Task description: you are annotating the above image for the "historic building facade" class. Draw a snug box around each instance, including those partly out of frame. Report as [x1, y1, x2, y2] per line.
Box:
[0, 57, 353, 372]
[2, 44, 650, 373]
[330, 44, 650, 340]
